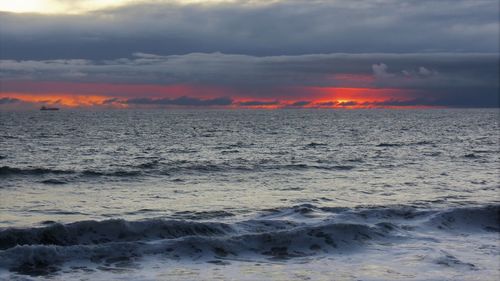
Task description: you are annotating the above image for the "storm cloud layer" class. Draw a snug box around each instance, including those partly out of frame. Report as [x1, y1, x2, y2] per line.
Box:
[0, 0, 498, 108]
[1, 0, 498, 59]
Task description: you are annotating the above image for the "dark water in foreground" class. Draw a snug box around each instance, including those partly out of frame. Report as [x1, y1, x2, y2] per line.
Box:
[0, 109, 498, 280]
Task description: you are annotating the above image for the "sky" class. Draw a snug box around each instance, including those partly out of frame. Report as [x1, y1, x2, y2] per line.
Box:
[0, 0, 498, 109]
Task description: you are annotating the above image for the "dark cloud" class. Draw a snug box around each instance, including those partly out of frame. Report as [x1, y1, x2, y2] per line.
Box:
[1, 52, 497, 107]
[0, 0, 498, 59]
[289, 101, 311, 107]
[102, 98, 120, 104]
[0, 97, 20, 104]
[238, 100, 280, 106]
[316, 101, 338, 107]
[1, 53, 497, 88]
[363, 94, 500, 108]
[125, 96, 233, 107]
[0, 0, 498, 108]
[368, 98, 438, 107]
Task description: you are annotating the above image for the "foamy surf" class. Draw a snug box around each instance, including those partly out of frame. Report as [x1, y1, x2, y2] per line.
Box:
[0, 204, 498, 279]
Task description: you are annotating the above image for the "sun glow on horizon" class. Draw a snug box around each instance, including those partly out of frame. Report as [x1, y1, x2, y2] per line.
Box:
[0, 82, 432, 109]
[1, 93, 433, 110]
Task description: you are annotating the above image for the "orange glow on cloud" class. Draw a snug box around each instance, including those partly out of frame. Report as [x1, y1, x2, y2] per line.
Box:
[297, 87, 419, 108]
[306, 87, 411, 100]
[0, 93, 122, 108]
[0, 82, 433, 109]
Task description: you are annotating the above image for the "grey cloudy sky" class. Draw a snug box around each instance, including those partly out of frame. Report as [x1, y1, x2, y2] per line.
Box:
[0, 0, 498, 107]
[1, 0, 498, 59]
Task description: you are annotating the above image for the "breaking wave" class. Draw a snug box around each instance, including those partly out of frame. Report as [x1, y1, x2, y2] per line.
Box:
[0, 220, 388, 273]
[0, 204, 497, 273]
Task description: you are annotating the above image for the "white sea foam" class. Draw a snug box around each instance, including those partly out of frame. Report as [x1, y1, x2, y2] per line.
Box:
[0, 204, 498, 279]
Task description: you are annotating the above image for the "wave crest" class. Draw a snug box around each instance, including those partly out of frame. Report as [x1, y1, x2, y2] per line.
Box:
[0, 204, 498, 274]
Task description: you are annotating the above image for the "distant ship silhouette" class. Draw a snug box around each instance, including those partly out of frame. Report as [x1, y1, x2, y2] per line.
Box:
[40, 106, 59, 111]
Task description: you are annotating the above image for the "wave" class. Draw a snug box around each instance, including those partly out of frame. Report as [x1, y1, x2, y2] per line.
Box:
[1, 204, 497, 271]
[171, 210, 236, 220]
[463, 153, 480, 158]
[0, 219, 391, 273]
[280, 164, 355, 171]
[377, 141, 434, 147]
[164, 162, 356, 173]
[259, 204, 499, 233]
[0, 166, 142, 179]
[377, 143, 404, 147]
[1, 204, 497, 251]
[424, 205, 500, 232]
[40, 179, 68, 185]
[304, 142, 328, 148]
[0, 166, 71, 176]
[80, 170, 142, 177]
[0, 161, 357, 181]
[0, 219, 233, 251]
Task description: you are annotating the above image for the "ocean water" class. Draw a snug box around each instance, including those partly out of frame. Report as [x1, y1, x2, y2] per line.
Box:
[0, 109, 498, 280]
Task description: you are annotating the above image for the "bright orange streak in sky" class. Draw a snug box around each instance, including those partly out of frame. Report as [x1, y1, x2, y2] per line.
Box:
[300, 87, 417, 108]
[1, 85, 426, 108]
[0, 93, 118, 107]
[307, 87, 411, 100]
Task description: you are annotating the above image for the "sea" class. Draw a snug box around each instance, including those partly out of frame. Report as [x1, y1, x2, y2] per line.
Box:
[0, 109, 498, 281]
